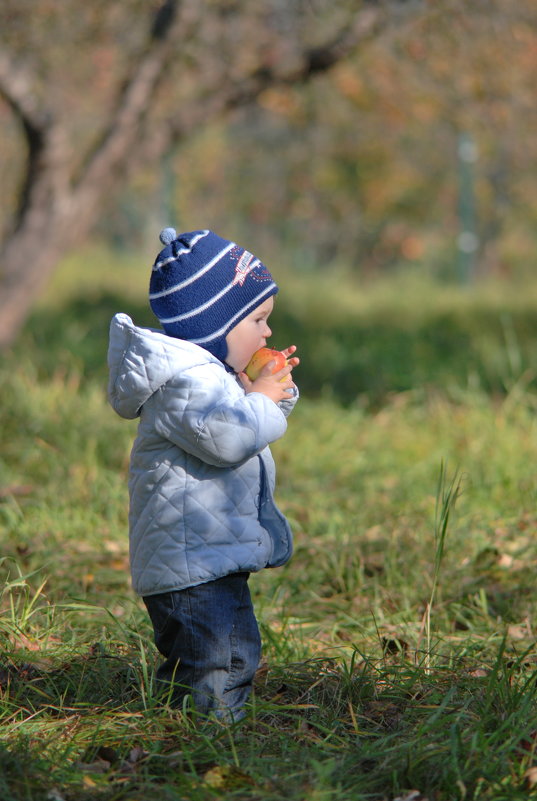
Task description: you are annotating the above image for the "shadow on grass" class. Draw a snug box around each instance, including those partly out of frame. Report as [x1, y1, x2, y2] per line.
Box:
[3, 648, 537, 799]
[16, 292, 155, 384]
[0, 644, 142, 713]
[0, 741, 54, 801]
[0, 645, 150, 800]
[7, 288, 537, 406]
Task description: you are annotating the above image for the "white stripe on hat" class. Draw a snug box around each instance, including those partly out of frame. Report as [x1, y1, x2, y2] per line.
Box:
[189, 283, 277, 345]
[150, 240, 234, 299]
[152, 230, 209, 271]
[158, 259, 261, 324]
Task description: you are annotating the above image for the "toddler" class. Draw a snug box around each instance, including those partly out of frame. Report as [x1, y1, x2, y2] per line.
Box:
[107, 228, 299, 719]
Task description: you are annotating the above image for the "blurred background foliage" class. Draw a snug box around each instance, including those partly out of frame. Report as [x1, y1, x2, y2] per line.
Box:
[168, 3, 537, 283]
[1, 0, 536, 280]
[1, 0, 537, 404]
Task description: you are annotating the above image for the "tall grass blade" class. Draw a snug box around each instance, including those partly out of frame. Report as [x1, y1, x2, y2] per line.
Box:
[422, 462, 462, 670]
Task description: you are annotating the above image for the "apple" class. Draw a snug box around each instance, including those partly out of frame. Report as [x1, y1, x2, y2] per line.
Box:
[245, 347, 287, 381]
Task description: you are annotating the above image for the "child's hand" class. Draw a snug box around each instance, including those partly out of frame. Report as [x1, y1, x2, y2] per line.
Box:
[239, 346, 299, 403]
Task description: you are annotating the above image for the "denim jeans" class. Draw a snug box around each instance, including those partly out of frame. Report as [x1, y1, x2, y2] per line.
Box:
[143, 572, 261, 719]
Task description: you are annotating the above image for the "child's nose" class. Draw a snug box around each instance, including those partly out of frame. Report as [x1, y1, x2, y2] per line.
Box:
[264, 323, 272, 338]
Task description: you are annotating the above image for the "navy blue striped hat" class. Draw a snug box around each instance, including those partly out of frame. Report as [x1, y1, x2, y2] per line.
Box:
[149, 228, 278, 362]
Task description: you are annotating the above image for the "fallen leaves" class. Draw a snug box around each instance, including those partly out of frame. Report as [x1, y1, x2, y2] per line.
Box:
[525, 766, 537, 788]
[203, 765, 255, 790]
[0, 484, 34, 499]
[393, 792, 429, 801]
[77, 744, 148, 777]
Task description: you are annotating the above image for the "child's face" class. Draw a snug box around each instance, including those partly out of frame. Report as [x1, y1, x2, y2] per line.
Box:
[225, 296, 274, 372]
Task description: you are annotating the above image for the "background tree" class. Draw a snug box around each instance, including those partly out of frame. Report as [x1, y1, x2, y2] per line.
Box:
[0, 0, 402, 349]
[2, 0, 536, 350]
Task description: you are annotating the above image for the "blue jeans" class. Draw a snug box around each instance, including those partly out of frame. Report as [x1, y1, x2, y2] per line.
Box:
[143, 572, 261, 719]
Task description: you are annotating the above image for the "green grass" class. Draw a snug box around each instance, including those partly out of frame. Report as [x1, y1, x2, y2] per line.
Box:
[2, 254, 537, 799]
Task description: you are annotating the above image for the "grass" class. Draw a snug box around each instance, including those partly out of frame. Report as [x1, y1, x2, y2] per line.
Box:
[2, 252, 537, 798]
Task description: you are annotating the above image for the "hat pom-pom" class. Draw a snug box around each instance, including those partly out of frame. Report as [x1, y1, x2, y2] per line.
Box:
[159, 227, 177, 246]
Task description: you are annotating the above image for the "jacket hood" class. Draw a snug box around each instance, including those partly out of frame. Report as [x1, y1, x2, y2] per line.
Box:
[107, 313, 222, 419]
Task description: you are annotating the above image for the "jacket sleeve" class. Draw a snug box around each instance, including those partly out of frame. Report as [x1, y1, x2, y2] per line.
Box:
[151, 367, 288, 467]
[278, 384, 299, 418]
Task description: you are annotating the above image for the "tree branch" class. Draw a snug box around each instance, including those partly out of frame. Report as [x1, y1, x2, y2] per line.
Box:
[0, 50, 71, 234]
[0, 49, 48, 135]
[304, 6, 386, 76]
[161, 5, 386, 147]
[74, 0, 187, 198]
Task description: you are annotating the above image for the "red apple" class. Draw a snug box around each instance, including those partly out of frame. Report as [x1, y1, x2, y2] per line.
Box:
[245, 347, 287, 381]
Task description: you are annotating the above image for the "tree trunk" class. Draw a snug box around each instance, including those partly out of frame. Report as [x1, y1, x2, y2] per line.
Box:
[0, 2, 387, 349]
[0, 1, 187, 349]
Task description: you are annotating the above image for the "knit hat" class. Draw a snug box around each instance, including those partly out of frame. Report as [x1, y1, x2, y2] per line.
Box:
[149, 228, 278, 362]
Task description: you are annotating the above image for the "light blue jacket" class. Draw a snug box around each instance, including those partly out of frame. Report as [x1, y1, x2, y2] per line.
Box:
[107, 313, 297, 597]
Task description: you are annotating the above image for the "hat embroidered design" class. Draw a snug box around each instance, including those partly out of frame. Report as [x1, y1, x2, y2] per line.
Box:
[232, 250, 257, 286]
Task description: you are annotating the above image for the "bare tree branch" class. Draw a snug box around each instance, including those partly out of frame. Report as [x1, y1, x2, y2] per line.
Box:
[0, 50, 48, 134]
[73, 1, 187, 202]
[302, 6, 386, 75]
[154, 5, 386, 154]
[0, 0, 409, 349]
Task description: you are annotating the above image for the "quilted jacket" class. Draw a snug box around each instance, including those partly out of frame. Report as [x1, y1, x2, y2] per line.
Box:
[107, 313, 297, 597]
